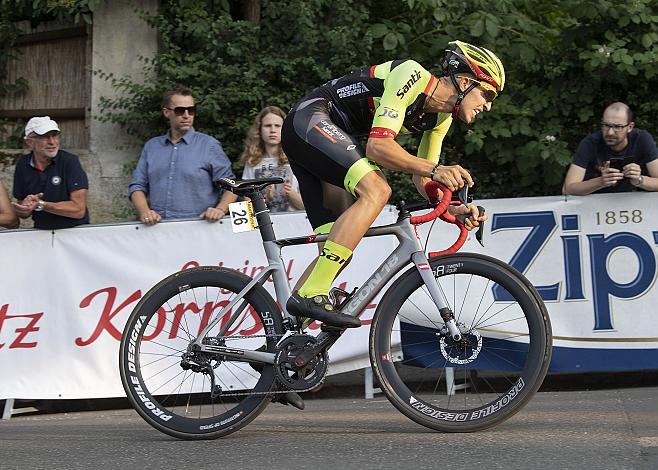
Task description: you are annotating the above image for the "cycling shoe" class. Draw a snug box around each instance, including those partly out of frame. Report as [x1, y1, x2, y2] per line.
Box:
[286, 291, 361, 328]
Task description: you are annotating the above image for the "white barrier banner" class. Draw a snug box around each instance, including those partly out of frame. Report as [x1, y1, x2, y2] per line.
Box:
[0, 210, 397, 400]
[423, 192, 658, 373]
[1, 192, 657, 400]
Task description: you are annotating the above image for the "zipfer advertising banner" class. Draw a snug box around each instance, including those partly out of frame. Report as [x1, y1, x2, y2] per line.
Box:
[1, 192, 657, 400]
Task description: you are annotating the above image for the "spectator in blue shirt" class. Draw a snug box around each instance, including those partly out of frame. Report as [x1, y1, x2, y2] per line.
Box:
[129, 86, 237, 225]
[563, 102, 658, 195]
[12, 116, 90, 229]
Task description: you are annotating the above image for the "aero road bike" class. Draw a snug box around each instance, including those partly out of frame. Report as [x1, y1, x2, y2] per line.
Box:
[119, 177, 553, 440]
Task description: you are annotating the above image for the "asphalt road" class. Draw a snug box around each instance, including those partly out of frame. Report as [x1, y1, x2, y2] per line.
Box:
[1, 387, 657, 470]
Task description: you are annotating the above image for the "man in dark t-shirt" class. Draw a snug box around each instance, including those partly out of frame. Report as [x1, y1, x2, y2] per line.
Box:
[12, 116, 90, 229]
[563, 102, 658, 195]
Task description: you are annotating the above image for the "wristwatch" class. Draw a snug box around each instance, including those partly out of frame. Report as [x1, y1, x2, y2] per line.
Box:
[34, 199, 45, 212]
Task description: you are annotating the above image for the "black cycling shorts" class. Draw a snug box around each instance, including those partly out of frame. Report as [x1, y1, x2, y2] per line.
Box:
[282, 98, 379, 231]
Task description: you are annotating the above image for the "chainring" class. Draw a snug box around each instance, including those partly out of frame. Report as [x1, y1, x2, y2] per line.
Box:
[274, 334, 327, 391]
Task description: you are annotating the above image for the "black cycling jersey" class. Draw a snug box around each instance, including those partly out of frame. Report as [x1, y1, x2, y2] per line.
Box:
[282, 59, 453, 231]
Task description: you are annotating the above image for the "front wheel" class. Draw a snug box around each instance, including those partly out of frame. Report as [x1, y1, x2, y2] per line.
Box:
[370, 253, 552, 432]
[119, 266, 285, 440]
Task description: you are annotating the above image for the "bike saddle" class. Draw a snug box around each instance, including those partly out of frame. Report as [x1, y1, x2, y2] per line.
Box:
[214, 177, 284, 195]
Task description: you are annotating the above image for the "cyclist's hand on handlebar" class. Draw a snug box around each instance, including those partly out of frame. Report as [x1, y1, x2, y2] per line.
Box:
[448, 204, 487, 230]
[431, 164, 474, 191]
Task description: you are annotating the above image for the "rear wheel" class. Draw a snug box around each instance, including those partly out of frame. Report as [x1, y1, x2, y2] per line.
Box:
[119, 266, 284, 440]
[370, 253, 552, 432]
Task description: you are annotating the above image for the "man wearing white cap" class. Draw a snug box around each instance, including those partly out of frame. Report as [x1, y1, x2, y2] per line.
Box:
[12, 116, 90, 229]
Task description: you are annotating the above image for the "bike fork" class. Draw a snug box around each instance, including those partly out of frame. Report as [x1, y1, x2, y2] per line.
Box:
[412, 251, 462, 341]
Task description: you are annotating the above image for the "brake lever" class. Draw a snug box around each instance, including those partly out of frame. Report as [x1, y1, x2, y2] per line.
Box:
[452, 185, 473, 204]
[475, 206, 485, 247]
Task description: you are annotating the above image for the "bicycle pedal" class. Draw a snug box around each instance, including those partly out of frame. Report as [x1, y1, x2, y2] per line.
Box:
[320, 323, 346, 332]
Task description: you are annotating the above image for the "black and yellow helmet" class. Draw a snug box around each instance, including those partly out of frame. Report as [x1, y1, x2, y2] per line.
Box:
[441, 40, 505, 93]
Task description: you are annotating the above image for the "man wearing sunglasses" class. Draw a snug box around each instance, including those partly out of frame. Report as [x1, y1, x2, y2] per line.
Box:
[129, 86, 237, 225]
[281, 40, 501, 331]
[563, 102, 658, 195]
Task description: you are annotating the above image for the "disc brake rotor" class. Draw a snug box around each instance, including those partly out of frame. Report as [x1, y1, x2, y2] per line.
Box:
[439, 327, 482, 365]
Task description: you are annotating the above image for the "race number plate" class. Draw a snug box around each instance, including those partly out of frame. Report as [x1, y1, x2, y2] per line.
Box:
[229, 201, 257, 233]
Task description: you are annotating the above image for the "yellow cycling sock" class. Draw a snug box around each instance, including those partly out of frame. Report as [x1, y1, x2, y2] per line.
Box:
[298, 240, 353, 298]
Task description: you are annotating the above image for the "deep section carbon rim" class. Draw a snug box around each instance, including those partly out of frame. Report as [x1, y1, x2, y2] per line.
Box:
[119, 266, 284, 439]
[371, 253, 551, 432]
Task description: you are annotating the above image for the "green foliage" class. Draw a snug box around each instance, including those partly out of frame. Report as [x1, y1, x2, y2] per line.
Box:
[97, 0, 374, 176]
[368, 0, 658, 197]
[92, 0, 657, 198]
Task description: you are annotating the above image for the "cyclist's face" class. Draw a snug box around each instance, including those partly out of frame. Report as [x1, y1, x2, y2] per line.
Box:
[163, 94, 195, 135]
[459, 78, 493, 124]
[260, 113, 283, 147]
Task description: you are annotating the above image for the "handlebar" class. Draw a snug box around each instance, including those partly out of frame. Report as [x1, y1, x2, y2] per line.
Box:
[408, 181, 485, 256]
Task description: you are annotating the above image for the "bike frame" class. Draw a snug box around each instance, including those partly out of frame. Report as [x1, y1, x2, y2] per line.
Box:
[191, 192, 457, 365]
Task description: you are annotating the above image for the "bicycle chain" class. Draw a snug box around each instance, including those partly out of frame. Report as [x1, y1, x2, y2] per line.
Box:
[201, 332, 324, 397]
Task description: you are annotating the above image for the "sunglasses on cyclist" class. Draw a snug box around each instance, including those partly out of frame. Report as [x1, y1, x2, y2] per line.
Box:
[465, 78, 497, 102]
[165, 106, 196, 116]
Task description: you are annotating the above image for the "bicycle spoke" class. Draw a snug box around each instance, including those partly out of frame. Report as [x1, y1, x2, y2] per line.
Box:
[120, 266, 284, 438]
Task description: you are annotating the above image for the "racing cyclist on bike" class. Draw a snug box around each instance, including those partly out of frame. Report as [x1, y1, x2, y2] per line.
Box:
[283, 40, 504, 329]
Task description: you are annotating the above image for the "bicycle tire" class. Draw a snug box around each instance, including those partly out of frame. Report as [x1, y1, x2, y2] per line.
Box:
[370, 253, 552, 432]
[119, 266, 285, 440]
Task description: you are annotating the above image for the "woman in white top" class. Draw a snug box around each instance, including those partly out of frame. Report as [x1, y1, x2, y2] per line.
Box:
[240, 106, 304, 212]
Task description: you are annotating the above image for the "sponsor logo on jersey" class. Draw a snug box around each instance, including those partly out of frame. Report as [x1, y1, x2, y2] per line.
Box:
[378, 106, 400, 120]
[318, 120, 347, 141]
[396, 70, 422, 99]
[337, 82, 370, 99]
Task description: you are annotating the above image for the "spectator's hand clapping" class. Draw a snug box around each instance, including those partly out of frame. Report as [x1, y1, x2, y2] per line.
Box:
[11, 193, 43, 216]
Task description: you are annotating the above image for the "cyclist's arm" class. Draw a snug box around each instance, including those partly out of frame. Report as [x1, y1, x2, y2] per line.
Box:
[366, 137, 436, 176]
[365, 61, 439, 178]
[412, 117, 453, 198]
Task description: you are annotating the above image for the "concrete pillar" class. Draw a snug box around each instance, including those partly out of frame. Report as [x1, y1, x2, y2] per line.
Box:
[88, 0, 158, 222]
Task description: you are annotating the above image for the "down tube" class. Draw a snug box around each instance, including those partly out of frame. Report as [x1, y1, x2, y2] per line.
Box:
[341, 224, 420, 317]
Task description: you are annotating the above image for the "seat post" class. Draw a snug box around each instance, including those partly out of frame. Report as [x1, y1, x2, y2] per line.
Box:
[249, 192, 276, 242]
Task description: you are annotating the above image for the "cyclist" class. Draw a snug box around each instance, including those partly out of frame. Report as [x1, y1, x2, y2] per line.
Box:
[283, 40, 504, 329]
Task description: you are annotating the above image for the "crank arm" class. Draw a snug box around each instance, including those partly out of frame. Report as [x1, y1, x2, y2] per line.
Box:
[293, 331, 341, 368]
